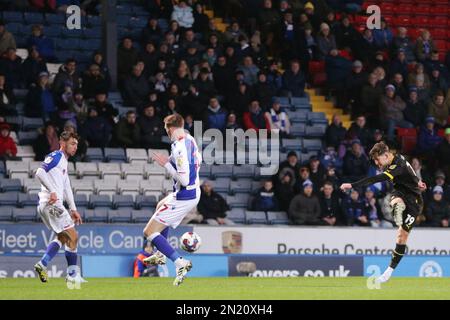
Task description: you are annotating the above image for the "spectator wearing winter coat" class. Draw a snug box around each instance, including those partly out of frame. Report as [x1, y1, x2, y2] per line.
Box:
[114, 111, 140, 148]
[141, 18, 163, 47]
[123, 63, 151, 108]
[82, 107, 112, 148]
[22, 46, 48, 87]
[281, 59, 305, 97]
[415, 30, 435, 62]
[0, 122, 17, 160]
[243, 100, 270, 133]
[425, 186, 449, 228]
[265, 99, 291, 137]
[254, 72, 275, 111]
[427, 91, 448, 128]
[33, 122, 60, 161]
[325, 114, 347, 149]
[0, 73, 16, 116]
[117, 37, 139, 85]
[204, 97, 227, 132]
[197, 180, 235, 225]
[0, 20, 16, 56]
[343, 140, 369, 182]
[343, 188, 370, 226]
[91, 91, 118, 125]
[26, 24, 55, 61]
[372, 19, 393, 50]
[347, 115, 371, 149]
[171, 1, 194, 29]
[436, 129, 450, 179]
[25, 71, 55, 120]
[275, 151, 300, 188]
[288, 179, 322, 225]
[316, 23, 337, 61]
[308, 155, 326, 194]
[275, 171, 295, 212]
[237, 56, 260, 86]
[379, 84, 412, 142]
[325, 49, 352, 93]
[253, 180, 279, 212]
[417, 116, 443, 155]
[360, 73, 383, 124]
[404, 86, 427, 127]
[138, 105, 164, 149]
[52, 58, 81, 99]
[82, 63, 110, 100]
[0, 47, 23, 89]
[319, 181, 342, 226]
[392, 27, 415, 63]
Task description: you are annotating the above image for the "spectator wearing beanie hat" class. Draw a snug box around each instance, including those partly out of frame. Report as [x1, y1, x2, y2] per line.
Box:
[416, 116, 443, 155]
[425, 186, 449, 228]
[288, 179, 322, 225]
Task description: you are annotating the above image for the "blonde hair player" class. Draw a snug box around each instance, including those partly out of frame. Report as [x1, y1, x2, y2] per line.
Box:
[143, 114, 202, 286]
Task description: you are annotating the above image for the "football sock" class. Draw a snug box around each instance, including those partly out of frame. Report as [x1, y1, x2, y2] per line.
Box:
[149, 232, 181, 262]
[161, 227, 169, 239]
[65, 246, 78, 277]
[40, 239, 62, 267]
[389, 243, 406, 269]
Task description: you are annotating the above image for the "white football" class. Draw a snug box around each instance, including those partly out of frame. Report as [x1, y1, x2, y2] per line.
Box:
[180, 232, 202, 252]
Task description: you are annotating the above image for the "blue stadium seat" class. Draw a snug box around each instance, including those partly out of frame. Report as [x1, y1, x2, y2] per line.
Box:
[132, 209, 153, 223]
[45, 13, 66, 25]
[211, 165, 233, 178]
[290, 123, 306, 137]
[74, 194, 88, 209]
[225, 208, 245, 224]
[83, 27, 102, 39]
[245, 210, 268, 224]
[232, 165, 255, 179]
[117, 15, 130, 27]
[89, 195, 112, 209]
[112, 194, 134, 209]
[267, 211, 290, 225]
[230, 179, 252, 194]
[85, 148, 104, 162]
[305, 124, 327, 137]
[44, 26, 62, 37]
[0, 207, 13, 221]
[18, 193, 39, 208]
[3, 12, 24, 23]
[22, 117, 44, 131]
[5, 23, 22, 34]
[0, 192, 19, 206]
[211, 178, 230, 193]
[62, 28, 83, 38]
[135, 195, 157, 209]
[273, 97, 290, 105]
[0, 161, 5, 176]
[85, 208, 109, 223]
[199, 164, 212, 178]
[87, 15, 101, 27]
[308, 112, 328, 124]
[281, 138, 303, 151]
[79, 38, 102, 51]
[23, 12, 45, 25]
[286, 110, 308, 123]
[158, 19, 169, 32]
[0, 179, 22, 192]
[13, 208, 37, 222]
[302, 139, 323, 152]
[108, 208, 132, 223]
[292, 103, 311, 110]
[226, 194, 250, 209]
[129, 17, 147, 28]
[104, 148, 126, 163]
[290, 97, 310, 105]
[18, 131, 39, 145]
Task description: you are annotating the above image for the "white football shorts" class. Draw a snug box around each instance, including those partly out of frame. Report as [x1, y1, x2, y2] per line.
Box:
[37, 201, 74, 234]
[150, 189, 200, 228]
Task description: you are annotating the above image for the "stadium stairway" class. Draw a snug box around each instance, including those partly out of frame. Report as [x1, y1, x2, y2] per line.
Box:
[204, 8, 227, 33]
[305, 88, 352, 129]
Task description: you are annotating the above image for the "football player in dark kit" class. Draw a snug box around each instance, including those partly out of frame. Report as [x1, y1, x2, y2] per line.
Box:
[340, 142, 427, 283]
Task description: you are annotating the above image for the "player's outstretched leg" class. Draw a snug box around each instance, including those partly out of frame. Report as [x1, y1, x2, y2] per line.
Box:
[34, 239, 62, 283]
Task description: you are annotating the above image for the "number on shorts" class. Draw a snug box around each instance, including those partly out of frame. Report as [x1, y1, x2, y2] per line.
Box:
[405, 214, 415, 226]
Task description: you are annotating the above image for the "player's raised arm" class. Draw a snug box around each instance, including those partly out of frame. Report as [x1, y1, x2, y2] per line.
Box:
[340, 173, 391, 192]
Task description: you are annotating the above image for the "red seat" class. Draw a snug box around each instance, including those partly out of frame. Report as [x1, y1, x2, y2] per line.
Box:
[312, 73, 327, 87]
[429, 17, 447, 27]
[411, 17, 429, 27]
[397, 128, 417, 138]
[434, 40, 447, 52]
[437, 129, 445, 138]
[396, 4, 412, 15]
[414, 6, 430, 15]
[400, 136, 417, 154]
[380, 3, 394, 14]
[430, 29, 447, 40]
[429, 6, 449, 16]
[408, 28, 421, 41]
[354, 15, 366, 24]
[394, 16, 411, 27]
[383, 15, 394, 25]
[308, 61, 325, 74]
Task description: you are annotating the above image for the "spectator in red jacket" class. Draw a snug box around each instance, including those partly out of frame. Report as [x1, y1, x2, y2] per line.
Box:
[243, 100, 270, 133]
[0, 122, 17, 160]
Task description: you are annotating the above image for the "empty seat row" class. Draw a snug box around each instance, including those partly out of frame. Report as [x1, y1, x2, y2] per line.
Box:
[0, 193, 160, 210]
[0, 207, 155, 224]
[226, 209, 290, 225]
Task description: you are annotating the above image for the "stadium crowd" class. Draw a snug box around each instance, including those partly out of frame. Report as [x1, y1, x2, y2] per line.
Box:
[0, 0, 449, 228]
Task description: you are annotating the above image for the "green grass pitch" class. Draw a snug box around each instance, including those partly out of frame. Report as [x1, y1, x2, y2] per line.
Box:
[1, 277, 450, 300]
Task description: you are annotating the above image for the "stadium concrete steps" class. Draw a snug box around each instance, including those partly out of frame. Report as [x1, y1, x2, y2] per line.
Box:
[305, 89, 352, 129]
[204, 9, 228, 32]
